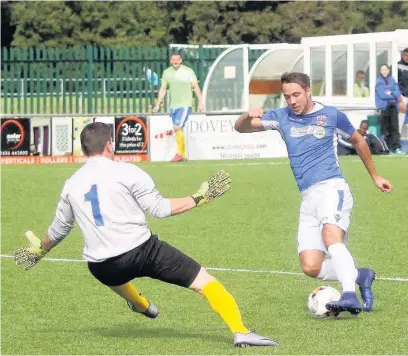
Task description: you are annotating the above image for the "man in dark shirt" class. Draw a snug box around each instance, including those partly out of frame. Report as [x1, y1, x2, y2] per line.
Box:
[398, 48, 408, 108]
[338, 120, 388, 155]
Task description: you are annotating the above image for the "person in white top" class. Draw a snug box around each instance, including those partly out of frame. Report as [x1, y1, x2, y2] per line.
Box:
[14, 122, 278, 348]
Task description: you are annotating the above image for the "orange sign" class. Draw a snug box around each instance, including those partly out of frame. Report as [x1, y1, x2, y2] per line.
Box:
[1, 154, 149, 165]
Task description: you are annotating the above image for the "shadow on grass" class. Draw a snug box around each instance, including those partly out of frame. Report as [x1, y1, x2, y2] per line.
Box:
[96, 325, 229, 343]
[42, 324, 230, 344]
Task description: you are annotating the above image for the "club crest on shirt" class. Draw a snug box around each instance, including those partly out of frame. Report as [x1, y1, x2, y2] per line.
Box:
[316, 115, 327, 126]
[313, 126, 326, 139]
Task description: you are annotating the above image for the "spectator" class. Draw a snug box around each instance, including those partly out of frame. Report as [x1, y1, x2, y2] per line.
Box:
[358, 120, 389, 154]
[354, 70, 370, 98]
[337, 120, 388, 156]
[357, 119, 369, 136]
[337, 134, 355, 156]
[375, 64, 405, 155]
[398, 48, 408, 111]
[143, 66, 159, 110]
[402, 110, 408, 140]
[143, 66, 159, 87]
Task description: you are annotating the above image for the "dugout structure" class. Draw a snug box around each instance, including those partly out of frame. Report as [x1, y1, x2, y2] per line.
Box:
[303, 29, 408, 139]
[202, 44, 302, 112]
[302, 29, 408, 109]
[202, 30, 408, 117]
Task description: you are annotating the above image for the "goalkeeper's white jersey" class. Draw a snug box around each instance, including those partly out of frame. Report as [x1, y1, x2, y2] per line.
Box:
[47, 156, 172, 262]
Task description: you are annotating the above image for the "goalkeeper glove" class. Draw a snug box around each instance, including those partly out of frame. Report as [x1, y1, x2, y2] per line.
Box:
[191, 170, 231, 207]
[14, 231, 49, 270]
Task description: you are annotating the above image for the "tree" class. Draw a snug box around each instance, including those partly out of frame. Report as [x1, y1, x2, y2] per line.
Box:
[9, 1, 171, 47]
[11, 2, 80, 47]
[4, 1, 408, 48]
[68, 1, 171, 47]
[182, 2, 284, 44]
[375, 2, 408, 32]
[1, 2, 16, 47]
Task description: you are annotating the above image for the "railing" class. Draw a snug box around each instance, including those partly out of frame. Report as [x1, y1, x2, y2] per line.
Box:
[1, 45, 230, 115]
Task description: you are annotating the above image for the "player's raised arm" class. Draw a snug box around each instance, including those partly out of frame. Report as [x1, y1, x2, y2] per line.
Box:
[336, 110, 392, 193]
[131, 168, 231, 218]
[234, 108, 266, 133]
[350, 131, 392, 193]
[14, 184, 75, 269]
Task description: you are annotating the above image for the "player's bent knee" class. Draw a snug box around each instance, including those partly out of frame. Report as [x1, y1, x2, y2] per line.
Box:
[299, 250, 325, 278]
[301, 263, 321, 278]
[188, 267, 216, 293]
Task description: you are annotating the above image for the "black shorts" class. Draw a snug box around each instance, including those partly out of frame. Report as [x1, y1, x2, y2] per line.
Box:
[87, 234, 201, 288]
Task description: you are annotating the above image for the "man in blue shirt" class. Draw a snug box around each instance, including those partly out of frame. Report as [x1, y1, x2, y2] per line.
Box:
[235, 72, 392, 316]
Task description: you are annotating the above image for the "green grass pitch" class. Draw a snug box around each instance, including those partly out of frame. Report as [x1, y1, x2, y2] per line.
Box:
[1, 156, 408, 355]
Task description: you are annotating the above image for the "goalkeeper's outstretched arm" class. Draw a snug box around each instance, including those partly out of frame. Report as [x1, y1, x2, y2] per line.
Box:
[40, 232, 59, 251]
[169, 197, 198, 216]
[134, 170, 231, 218]
[14, 188, 75, 269]
[171, 170, 231, 214]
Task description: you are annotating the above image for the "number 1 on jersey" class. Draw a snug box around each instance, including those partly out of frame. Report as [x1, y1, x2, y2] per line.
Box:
[84, 184, 104, 226]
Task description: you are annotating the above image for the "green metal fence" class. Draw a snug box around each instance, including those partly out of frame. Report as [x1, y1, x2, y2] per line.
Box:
[1, 45, 228, 115]
[1, 46, 267, 115]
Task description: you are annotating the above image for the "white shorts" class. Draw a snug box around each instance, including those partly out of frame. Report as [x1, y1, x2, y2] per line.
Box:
[297, 178, 354, 254]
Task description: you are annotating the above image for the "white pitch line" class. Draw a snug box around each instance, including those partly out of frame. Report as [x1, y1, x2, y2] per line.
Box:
[147, 161, 290, 168]
[2, 254, 407, 282]
[147, 157, 408, 168]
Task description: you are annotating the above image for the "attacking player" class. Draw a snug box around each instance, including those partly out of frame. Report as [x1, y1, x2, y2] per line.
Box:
[235, 72, 392, 315]
[14, 122, 278, 348]
[153, 52, 204, 162]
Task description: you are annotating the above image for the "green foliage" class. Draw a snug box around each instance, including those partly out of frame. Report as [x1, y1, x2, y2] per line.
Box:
[8, 1, 171, 48]
[1, 1, 15, 47]
[70, 2, 171, 47]
[183, 2, 282, 44]
[11, 2, 80, 47]
[2, 1, 407, 47]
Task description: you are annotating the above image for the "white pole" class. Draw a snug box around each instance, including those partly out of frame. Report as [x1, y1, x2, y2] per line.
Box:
[391, 40, 399, 81]
[347, 43, 354, 99]
[243, 44, 249, 111]
[369, 42, 376, 103]
[325, 44, 332, 97]
[79, 92, 82, 113]
[303, 44, 311, 75]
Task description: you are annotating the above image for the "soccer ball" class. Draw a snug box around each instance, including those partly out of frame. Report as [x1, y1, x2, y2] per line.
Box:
[308, 286, 341, 317]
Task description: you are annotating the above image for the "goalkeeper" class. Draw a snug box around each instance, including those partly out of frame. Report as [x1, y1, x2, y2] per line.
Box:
[14, 122, 278, 348]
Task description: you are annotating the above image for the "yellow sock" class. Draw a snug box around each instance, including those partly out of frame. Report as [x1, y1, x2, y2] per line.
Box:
[110, 282, 150, 312]
[202, 280, 249, 334]
[180, 131, 186, 157]
[175, 130, 185, 157]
